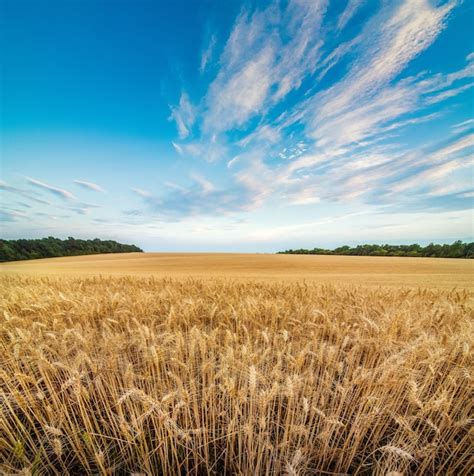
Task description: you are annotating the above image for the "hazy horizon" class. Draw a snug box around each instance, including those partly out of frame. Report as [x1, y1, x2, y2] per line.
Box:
[2, 0, 473, 252]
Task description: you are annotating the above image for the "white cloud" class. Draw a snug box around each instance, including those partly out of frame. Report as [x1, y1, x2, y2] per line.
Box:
[419, 51, 474, 94]
[0, 180, 51, 205]
[73, 179, 106, 193]
[427, 181, 473, 197]
[271, 0, 327, 101]
[200, 0, 465, 219]
[337, 0, 366, 31]
[287, 187, 320, 205]
[424, 82, 474, 105]
[428, 133, 474, 163]
[134, 179, 256, 221]
[165, 0, 468, 223]
[312, 82, 418, 148]
[238, 124, 282, 148]
[391, 157, 473, 194]
[26, 177, 76, 200]
[0, 209, 28, 222]
[172, 141, 184, 155]
[389, 134, 474, 193]
[227, 156, 240, 169]
[316, 34, 363, 82]
[204, 45, 275, 131]
[190, 173, 215, 194]
[200, 34, 216, 73]
[451, 118, 474, 135]
[202, 1, 327, 133]
[175, 139, 227, 162]
[169, 92, 196, 139]
[309, 0, 454, 149]
[132, 188, 153, 198]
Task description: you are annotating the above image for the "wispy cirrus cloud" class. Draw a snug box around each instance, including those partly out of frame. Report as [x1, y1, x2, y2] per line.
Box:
[130, 170, 261, 221]
[26, 177, 76, 200]
[134, 182, 254, 221]
[2, 178, 104, 220]
[337, 0, 366, 31]
[132, 188, 153, 198]
[68, 201, 102, 216]
[200, 34, 216, 73]
[0, 180, 51, 205]
[307, 0, 455, 150]
[173, 137, 228, 162]
[172, 141, 184, 155]
[201, 0, 327, 133]
[73, 179, 106, 193]
[390, 157, 473, 195]
[188, 0, 466, 218]
[451, 119, 474, 135]
[163, 0, 471, 223]
[169, 92, 196, 139]
[0, 209, 28, 222]
[424, 82, 474, 105]
[190, 173, 215, 194]
[35, 212, 71, 221]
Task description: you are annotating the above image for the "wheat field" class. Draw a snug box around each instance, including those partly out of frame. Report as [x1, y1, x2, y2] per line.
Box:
[1, 252, 473, 289]
[1, 270, 473, 475]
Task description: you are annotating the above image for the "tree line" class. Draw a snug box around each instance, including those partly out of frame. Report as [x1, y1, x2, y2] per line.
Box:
[278, 240, 474, 258]
[0, 237, 143, 262]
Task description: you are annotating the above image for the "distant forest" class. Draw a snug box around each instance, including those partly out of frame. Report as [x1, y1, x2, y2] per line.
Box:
[0, 237, 143, 262]
[278, 240, 474, 258]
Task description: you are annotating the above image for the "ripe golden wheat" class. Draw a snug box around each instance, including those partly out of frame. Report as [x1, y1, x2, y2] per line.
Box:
[1, 275, 473, 475]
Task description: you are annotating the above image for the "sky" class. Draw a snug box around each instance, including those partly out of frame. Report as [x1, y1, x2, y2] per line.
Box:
[1, 0, 473, 252]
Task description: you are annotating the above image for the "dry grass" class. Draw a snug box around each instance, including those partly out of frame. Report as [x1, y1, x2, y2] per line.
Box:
[1, 252, 473, 289]
[1, 275, 473, 475]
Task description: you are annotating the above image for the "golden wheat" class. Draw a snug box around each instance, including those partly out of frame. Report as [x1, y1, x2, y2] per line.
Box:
[1, 275, 473, 475]
[2, 252, 473, 290]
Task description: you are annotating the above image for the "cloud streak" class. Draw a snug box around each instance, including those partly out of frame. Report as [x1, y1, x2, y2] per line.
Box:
[202, 1, 327, 133]
[0, 209, 28, 222]
[0, 180, 51, 205]
[200, 34, 216, 73]
[164, 0, 472, 223]
[26, 177, 76, 200]
[337, 0, 366, 31]
[133, 176, 258, 221]
[169, 92, 196, 139]
[74, 180, 106, 193]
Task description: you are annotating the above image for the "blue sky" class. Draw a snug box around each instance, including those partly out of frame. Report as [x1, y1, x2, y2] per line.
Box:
[1, 0, 473, 252]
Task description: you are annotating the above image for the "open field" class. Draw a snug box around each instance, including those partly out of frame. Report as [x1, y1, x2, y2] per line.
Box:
[1, 252, 473, 289]
[1, 255, 473, 473]
[1, 274, 473, 474]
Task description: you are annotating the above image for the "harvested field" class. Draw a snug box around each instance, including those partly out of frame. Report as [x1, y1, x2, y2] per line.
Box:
[1, 275, 473, 474]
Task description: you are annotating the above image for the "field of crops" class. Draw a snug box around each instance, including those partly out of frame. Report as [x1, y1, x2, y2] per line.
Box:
[1, 271, 472, 474]
[1, 252, 473, 289]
